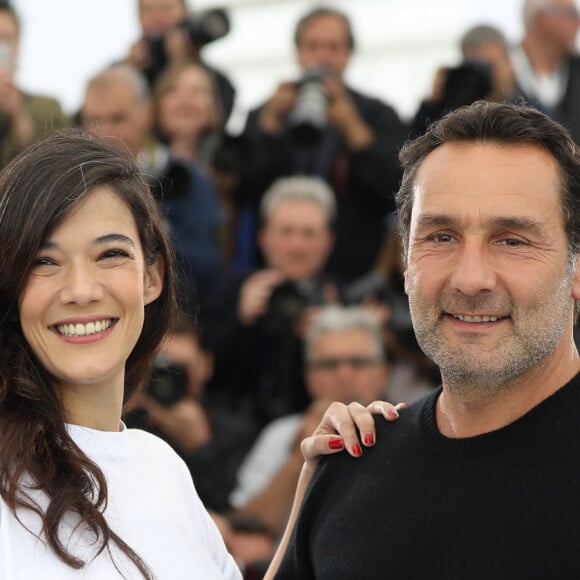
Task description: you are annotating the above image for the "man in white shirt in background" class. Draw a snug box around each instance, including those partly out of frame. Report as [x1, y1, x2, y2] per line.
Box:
[512, 0, 580, 142]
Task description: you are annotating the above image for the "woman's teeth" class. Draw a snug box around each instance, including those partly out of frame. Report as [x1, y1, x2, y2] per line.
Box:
[56, 319, 112, 337]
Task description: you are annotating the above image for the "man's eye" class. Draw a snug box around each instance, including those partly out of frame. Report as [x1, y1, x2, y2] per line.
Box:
[497, 238, 525, 247]
[431, 233, 454, 243]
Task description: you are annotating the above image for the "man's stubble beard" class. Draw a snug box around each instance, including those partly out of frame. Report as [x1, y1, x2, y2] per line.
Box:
[407, 273, 574, 399]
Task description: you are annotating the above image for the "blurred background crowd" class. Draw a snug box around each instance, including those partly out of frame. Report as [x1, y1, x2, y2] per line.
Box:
[4, 0, 580, 577]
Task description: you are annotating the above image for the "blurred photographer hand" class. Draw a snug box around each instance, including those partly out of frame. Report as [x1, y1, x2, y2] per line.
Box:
[323, 76, 373, 150]
[258, 81, 298, 135]
[128, 39, 150, 71]
[237, 269, 285, 325]
[163, 26, 192, 64]
[294, 282, 339, 338]
[142, 396, 212, 453]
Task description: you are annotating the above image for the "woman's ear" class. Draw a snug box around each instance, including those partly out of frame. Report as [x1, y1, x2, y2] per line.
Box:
[144, 255, 165, 305]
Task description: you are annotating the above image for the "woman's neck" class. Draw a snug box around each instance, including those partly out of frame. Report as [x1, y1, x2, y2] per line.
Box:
[58, 380, 124, 432]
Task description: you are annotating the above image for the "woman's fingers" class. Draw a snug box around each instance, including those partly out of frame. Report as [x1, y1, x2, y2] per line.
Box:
[301, 400, 404, 469]
[367, 400, 407, 420]
[300, 433, 345, 471]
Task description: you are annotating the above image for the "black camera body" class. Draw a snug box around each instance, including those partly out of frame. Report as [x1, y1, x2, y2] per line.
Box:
[260, 280, 326, 335]
[180, 8, 230, 47]
[146, 154, 191, 202]
[441, 60, 493, 110]
[143, 8, 230, 84]
[148, 356, 189, 407]
[288, 66, 331, 146]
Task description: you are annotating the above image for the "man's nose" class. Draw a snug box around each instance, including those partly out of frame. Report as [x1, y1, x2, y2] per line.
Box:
[449, 240, 497, 296]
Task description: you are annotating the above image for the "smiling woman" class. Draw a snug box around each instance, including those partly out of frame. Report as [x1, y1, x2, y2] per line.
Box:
[0, 130, 242, 579]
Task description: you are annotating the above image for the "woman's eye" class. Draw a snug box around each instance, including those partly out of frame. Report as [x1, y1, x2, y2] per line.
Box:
[32, 257, 56, 267]
[100, 248, 131, 260]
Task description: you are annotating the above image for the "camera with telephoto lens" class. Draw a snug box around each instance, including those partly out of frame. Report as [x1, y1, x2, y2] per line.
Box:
[288, 66, 331, 146]
[148, 355, 188, 407]
[179, 8, 230, 47]
[144, 7, 230, 84]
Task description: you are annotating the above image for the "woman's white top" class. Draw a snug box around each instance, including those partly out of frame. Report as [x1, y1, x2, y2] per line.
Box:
[0, 424, 242, 579]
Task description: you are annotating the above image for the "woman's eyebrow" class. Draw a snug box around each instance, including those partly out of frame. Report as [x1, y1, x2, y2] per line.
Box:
[93, 233, 136, 248]
[38, 233, 136, 250]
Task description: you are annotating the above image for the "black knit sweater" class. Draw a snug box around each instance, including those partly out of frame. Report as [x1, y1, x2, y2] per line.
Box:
[277, 373, 580, 579]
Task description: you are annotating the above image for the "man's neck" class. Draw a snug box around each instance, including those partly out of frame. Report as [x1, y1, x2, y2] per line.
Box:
[436, 343, 580, 438]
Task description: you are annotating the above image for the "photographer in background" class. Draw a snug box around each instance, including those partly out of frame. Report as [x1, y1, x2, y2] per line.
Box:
[80, 63, 222, 314]
[204, 176, 338, 428]
[221, 305, 390, 571]
[411, 24, 542, 137]
[237, 6, 407, 283]
[127, 0, 235, 120]
[124, 320, 258, 514]
[512, 0, 580, 144]
[0, 2, 68, 168]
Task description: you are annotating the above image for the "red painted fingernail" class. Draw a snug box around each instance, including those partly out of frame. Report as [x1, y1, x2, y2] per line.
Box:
[329, 437, 344, 450]
[386, 408, 399, 419]
[363, 433, 375, 446]
[352, 444, 362, 457]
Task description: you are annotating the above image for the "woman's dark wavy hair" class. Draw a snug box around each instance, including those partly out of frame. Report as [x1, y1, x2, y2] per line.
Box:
[0, 129, 178, 577]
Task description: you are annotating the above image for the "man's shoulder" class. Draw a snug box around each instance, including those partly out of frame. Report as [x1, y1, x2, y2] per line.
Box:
[262, 413, 303, 439]
[567, 54, 580, 68]
[245, 413, 303, 458]
[22, 92, 69, 128]
[22, 92, 64, 109]
[373, 390, 435, 438]
[566, 55, 580, 83]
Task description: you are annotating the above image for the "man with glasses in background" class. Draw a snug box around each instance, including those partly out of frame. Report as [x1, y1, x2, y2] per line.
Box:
[221, 305, 389, 569]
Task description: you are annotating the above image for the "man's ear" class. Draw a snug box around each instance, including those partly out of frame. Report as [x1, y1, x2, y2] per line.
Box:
[403, 269, 409, 295]
[572, 255, 580, 301]
[144, 255, 164, 305]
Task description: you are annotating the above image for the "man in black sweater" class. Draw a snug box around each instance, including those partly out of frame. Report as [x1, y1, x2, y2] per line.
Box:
[272, 100, 580, 579]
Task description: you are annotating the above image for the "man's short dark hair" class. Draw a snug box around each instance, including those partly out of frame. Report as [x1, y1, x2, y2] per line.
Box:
[396, 100, 580, 262]
[293, 6, 355, 51]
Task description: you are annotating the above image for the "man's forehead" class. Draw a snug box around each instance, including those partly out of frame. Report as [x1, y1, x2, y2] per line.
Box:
[412, 141, 562, 210]
[268, 199, 327, 222]
[140, 0, 184, 10]
[299, 14, 349, 40]
[314, 328, 375, 351]
[84, 83, 139, 110]
[415, 141, 561, 188]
